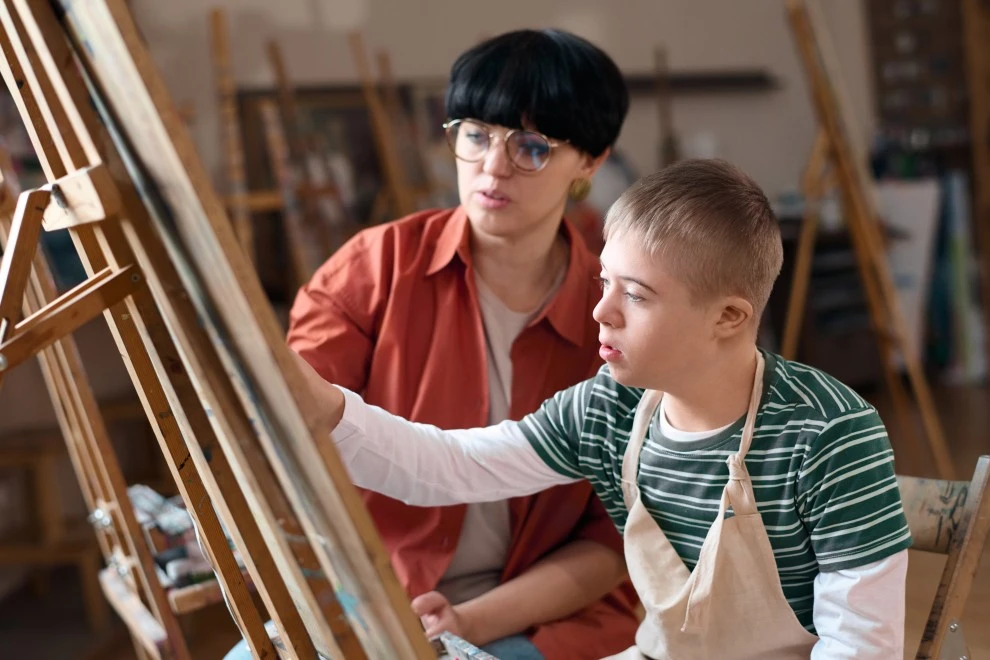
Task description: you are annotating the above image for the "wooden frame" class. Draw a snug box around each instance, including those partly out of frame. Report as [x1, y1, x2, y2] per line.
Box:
[0, 0, 436, 657]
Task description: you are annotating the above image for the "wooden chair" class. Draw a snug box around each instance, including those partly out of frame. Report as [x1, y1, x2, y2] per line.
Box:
[899, 455, 990, 659]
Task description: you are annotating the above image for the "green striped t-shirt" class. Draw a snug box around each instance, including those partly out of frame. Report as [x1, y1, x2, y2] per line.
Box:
[520, 350, 912, 631]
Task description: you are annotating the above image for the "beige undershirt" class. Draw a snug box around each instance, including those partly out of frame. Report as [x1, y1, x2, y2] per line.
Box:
[435, 269, 564, 605]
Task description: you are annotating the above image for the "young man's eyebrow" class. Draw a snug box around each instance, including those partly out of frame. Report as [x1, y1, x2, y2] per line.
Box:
[616, 275, 658, 294]
[599, 262, 658, 294]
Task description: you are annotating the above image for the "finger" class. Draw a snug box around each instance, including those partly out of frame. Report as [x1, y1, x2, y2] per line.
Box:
[423, 619, 443, 638]
[411, 591, 446, 615]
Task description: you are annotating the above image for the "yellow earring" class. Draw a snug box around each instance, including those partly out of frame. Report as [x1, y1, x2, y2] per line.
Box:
[569, 178, 592, 202]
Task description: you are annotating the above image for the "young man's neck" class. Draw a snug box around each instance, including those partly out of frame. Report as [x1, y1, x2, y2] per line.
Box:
[470, 212, 569, 313]
[663, 345, 760, 433]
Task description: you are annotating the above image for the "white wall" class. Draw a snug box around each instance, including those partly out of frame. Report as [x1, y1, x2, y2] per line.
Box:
[132, 0, 875, 203]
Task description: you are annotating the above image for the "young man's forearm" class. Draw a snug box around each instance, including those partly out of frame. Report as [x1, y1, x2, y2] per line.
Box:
[810, 550, 907, 659]
[456, 540, 628, 647]
[329, 385, 576, 505]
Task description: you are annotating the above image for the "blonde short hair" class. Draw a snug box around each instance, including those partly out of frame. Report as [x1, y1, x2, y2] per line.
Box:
[604, 159, 783, 317]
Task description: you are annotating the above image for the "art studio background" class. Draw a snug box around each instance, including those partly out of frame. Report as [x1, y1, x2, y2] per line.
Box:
[0, 0, 987, 658]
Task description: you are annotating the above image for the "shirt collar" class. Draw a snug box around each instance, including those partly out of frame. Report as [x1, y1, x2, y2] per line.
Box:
[426, 206, 592, 348]
[426, 206, 471, 276]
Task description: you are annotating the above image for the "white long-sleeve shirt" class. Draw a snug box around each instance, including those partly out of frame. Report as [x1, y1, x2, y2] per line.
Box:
[333, 386, 908, 658]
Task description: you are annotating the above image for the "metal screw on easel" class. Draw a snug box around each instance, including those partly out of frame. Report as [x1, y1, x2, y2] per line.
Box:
[950, 623, 959, 632]
[88, 507, 112, 529]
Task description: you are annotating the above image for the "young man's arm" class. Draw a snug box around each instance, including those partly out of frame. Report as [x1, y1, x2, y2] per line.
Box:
[299, 352, 587, 505]
[798, 407, 913, 659]
[811, 551, 907, 659]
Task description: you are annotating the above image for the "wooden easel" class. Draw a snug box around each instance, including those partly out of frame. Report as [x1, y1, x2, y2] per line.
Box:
[375, 46, 444, 209]
[962, 0, 990, 373]
[783, 0, 954, 479]
[257, 97, 329, 291]
[209, 8, 281, 222]
[0, 0, 436, 658]
[348, 31, 421, 224]
[209, 8, 254, 267]
[654, 45, 678, 168]
[0, 143, 188, 657]
[265, 40, 352, 237]
[264, 40, 362, 279]
[210, 10, 349, 295]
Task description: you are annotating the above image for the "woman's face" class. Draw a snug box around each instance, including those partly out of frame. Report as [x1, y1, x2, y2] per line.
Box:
[452, 119, 607, 242]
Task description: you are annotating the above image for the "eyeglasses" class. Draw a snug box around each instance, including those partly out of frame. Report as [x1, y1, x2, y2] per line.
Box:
[442, 118, 568, 173]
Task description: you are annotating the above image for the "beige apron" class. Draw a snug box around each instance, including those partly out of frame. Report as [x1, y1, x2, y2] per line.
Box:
[604, 353, 818, 660]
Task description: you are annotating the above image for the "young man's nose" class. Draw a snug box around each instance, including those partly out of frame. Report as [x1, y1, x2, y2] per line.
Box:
[593, 295, 621, 327]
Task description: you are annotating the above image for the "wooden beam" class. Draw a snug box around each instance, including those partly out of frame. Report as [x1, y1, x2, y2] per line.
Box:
[210, 8, 254, 264]
[0, 188, 48, 337]
[99, 568, 168, 660]
[40, 163, 122, 230]
[0, 264, 140, 372]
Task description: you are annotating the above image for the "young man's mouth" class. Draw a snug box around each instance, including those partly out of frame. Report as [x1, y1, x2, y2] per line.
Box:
[599, 343, 622, 361]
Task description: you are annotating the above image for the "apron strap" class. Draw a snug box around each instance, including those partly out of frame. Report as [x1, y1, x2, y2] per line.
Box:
[721, 353, 765, 518]
[733, 352, 765, 461]
[621, 389, 663, 510]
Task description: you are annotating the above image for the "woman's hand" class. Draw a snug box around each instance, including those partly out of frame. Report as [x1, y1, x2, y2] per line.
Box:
[411, 591, 475, 642]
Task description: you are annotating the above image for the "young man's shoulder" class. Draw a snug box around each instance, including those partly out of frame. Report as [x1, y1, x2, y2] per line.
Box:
[534, 364, 643, 436]
[762, 352, 891, 475]
[764, 351, 875, 421]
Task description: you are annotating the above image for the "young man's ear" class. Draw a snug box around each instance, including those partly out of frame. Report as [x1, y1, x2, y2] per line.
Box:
[713, 296, 754, 339]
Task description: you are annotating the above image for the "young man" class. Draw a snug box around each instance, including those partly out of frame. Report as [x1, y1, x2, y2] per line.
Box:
[296, 159, 911, 659]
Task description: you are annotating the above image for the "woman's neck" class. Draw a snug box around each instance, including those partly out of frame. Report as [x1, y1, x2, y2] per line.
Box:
[470, 216, 570, 313]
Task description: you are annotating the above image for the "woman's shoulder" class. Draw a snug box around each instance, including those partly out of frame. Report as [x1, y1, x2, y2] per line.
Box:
[315, 207, 459, 277]
[344, 207, 457, 251]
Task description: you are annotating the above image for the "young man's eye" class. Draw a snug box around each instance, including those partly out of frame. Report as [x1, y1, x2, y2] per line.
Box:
[596, 276, 609, 290]
[625, 292, 643, 303]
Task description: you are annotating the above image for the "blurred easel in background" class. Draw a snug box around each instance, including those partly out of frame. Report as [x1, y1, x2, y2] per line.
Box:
[784, 0, 953, 479]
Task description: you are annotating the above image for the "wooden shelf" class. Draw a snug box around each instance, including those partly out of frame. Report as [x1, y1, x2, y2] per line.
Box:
[168, 570, 254, 616]
[237, 68, 780, 101]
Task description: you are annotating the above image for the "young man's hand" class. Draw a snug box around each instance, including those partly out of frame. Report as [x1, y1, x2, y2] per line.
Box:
[288, 349, 345, 435]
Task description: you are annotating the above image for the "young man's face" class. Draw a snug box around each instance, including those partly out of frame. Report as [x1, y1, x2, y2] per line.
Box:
[594, 230, 719, 391]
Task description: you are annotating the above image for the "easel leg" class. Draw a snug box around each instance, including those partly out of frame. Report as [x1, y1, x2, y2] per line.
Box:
[79, 551, 110, 632]
[781, 129, 829, 360]
[0, 189, 49, 391]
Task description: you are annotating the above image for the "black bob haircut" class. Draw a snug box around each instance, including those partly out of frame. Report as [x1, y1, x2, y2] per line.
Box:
[445, 29, 629, 158]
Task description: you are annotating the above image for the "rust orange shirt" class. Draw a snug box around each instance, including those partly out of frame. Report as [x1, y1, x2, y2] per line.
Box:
[287, 207, 639, 659]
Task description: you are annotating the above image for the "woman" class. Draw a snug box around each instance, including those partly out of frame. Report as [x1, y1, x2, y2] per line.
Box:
[286, 29, 637, 660]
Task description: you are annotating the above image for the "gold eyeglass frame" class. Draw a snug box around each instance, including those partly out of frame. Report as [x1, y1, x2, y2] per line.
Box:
[441, 118, 569, 172]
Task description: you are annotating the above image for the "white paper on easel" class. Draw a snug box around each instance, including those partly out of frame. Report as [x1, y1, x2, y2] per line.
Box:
[876, 179, 941, 369]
